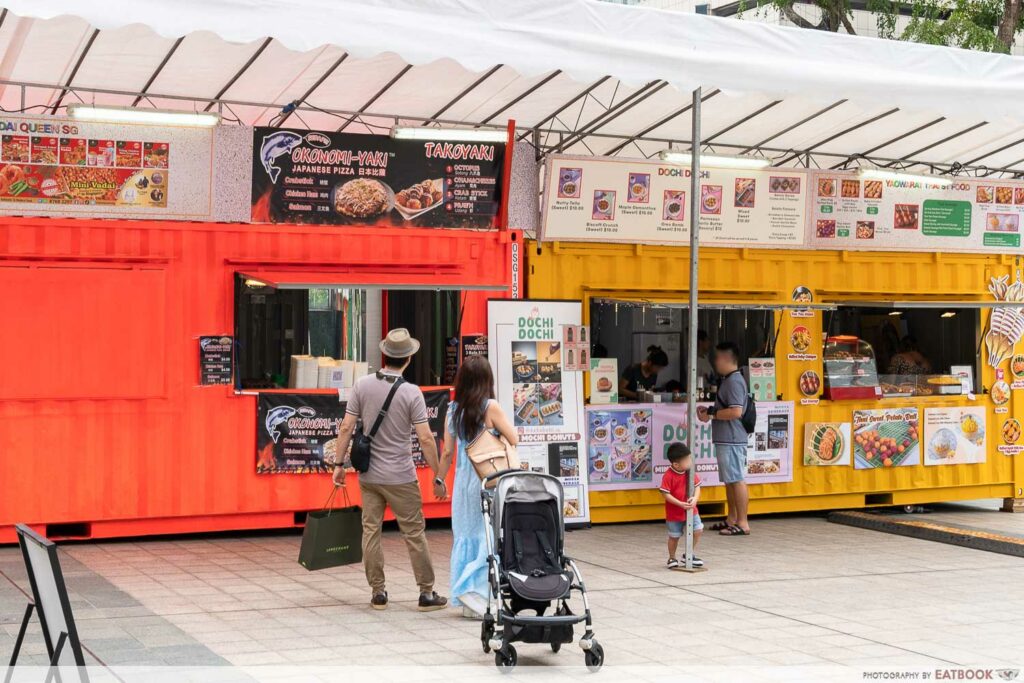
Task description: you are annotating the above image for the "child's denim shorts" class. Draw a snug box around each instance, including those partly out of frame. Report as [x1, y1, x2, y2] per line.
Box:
[666, 513, 703, 537]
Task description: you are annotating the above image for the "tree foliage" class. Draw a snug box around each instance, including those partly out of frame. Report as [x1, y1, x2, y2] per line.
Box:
[738, 0, 1024, 53]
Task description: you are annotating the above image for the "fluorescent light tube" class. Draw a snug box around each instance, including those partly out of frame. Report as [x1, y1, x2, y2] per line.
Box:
[858, 167, 952, 188]
[392, 127, 507, 142]
[68, 104, 220, 127]
[658, 150, 771, 169]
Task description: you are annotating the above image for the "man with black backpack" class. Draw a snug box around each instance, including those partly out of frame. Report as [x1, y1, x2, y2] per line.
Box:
[697, 342, 753, 536]
[331, 328, 448, 612]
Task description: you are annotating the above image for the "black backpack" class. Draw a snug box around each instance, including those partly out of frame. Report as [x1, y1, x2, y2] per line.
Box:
[349, 376, 404, 473]
[718, 371, 757, 435]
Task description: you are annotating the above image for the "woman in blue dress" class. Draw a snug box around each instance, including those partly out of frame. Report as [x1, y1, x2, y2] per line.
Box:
[440, 356, 518, 618]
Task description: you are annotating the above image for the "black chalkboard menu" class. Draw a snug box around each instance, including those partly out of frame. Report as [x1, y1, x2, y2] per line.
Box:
[199, 336, 233, 385]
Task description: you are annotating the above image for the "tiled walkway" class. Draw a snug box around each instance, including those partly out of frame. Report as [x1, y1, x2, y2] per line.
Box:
[3, 503, 1024, 679]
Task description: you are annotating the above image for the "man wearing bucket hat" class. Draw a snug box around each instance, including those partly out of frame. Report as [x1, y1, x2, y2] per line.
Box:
[331, 328, 448, 612]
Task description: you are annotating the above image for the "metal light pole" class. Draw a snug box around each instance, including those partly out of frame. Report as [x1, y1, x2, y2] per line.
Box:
[684, 87, 701, 570]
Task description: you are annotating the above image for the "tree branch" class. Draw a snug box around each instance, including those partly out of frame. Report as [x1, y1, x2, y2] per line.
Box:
[778, 1, 823, 30]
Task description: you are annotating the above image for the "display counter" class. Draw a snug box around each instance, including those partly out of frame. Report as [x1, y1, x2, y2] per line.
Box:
[527, 239, 1023, 522]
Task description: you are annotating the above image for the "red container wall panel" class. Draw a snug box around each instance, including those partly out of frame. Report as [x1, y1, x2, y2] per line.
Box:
[0, 218, 515, 541]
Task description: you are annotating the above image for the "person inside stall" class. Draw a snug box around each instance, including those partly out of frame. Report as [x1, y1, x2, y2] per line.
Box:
[887, 335, 932, 376]
[620, 345, 669, 401]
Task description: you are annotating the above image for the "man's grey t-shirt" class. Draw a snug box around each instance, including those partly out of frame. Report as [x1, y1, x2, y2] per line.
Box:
[712, 371, 748, 446]
[346, 371, 428, 485]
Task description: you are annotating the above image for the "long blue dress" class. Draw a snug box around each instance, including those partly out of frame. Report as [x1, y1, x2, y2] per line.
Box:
[448, 399, 491, 611]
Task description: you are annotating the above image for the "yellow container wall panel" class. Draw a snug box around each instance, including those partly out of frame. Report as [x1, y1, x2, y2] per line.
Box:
[527, 241, 1024, 519]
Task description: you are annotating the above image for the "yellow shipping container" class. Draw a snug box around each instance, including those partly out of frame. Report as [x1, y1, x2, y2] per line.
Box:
[526, 239, 1024, 522]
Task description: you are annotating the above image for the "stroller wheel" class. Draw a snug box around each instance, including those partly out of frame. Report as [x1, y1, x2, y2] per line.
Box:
[481, 620, 494, 653]
[550, 641, 562, 653]
[584, 642, 604, 673]
[495, 645, 517, 672]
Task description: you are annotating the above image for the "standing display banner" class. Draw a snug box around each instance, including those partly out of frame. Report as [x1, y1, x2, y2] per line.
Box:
[257, 393, 343, 473]
[411, 389, 451, 469]
[808, 171, 1024, 252]
[251, 127, 505, 228]
[540, 154, 807, 247]
[0, 114, 218, 220]
[586, 402, 794, 490]
[489, 300, 590, 524]
[199, 336, 233, 385]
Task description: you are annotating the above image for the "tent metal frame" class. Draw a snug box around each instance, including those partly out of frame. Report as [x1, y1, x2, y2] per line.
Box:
[5, 61, 1024, 176]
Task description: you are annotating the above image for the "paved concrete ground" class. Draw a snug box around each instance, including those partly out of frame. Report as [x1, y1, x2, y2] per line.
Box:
[2, 502, 1024, 680]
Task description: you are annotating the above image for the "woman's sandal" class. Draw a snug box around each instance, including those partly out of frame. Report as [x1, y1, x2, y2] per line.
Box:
[719, 525, 750, 536]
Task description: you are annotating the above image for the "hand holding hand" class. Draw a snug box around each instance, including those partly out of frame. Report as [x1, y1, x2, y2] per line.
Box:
[433, 480, 449, 501]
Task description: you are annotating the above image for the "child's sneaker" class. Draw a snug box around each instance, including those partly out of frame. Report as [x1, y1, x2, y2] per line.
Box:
[666, 558, 680, 569]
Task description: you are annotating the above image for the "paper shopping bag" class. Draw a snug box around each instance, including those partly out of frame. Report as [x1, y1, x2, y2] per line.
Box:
[298, 487, 362, 571]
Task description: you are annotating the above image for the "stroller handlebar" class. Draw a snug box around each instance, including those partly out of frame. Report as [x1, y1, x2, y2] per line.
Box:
[482, 468, 522, 485]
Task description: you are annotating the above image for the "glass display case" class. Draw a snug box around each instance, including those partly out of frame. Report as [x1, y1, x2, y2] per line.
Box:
[879, 374, 963, 398]
[823, 335, 882, 400]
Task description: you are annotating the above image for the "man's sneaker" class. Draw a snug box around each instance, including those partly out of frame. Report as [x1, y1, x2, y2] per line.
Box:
[418, 591, 448, 612]
[370, 591, 388, 610]
[690, 556, 705, 568]
[666, 558, 680, 569]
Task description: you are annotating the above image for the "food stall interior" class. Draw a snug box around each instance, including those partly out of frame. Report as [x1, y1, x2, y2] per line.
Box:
[824, 304, 981, 397]
[235, 274, 464, 388]
[590, 299, 777, 395]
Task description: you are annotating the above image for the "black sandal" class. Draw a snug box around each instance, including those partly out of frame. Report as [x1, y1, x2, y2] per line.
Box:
[709, 521, 731, 532]
[719, 525, 750, 536]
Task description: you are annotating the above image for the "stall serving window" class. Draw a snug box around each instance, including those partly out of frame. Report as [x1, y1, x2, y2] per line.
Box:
[589, 299, 776, 398]
[823, 303, 982, 399]
[234, 274, 465, 389]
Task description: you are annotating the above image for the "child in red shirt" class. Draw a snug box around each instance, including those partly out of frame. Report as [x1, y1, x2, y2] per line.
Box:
[659, 443, 703, 569]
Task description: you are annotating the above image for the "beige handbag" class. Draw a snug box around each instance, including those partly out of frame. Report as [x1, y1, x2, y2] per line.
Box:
[466, 428, 519, 487]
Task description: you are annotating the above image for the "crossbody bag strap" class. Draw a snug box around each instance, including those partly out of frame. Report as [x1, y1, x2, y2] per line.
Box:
[368, 377, 404, 439]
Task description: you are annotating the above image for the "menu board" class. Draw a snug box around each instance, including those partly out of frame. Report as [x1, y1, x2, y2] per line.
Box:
[461, 334, 488, 362]
[489, 300, 590, 524]
[0, 124, 168, 207]
[256, 393, 343, 473]
[541, 154, 807, 247]
[251, 127, 505, 228]
[199, 335, 233, 385]
[411, 389, 450, 469]
[923, 407, 986, 466]
[808, 171, 1024, 252]
[585, 402, 794, 490]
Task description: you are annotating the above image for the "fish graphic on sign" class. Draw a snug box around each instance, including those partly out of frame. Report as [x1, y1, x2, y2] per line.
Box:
[265, 405, 297, 444]
[259, 131, 302, 184]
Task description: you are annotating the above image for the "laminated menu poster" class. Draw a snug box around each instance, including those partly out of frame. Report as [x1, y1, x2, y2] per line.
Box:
[923, 406, 986, 466]
[852, 408, 920, 469]
[257, 393, 343, 473]
[489, 299, 590, 524]
[585, 402, 794, 490]
[803, 422, 852, 466]
[541, 154, 806, 247]
[461, 334, 488, 362]
[808, 171, 1024, 253]
[199, 335, 233, 385]
[251, 127, 505, 228]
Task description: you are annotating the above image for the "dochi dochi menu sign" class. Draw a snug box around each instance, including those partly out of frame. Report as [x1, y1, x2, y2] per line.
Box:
[541, 154, 806, 247]
[251, 127, 505, 228]
[808, 171, 1024, 252]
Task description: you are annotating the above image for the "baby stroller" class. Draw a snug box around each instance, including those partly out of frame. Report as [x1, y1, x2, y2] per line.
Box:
[480, 469, 604, 672]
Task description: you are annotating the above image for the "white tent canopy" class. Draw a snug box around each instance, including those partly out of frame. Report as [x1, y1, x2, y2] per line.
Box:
[3, 0, 1024, 175]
